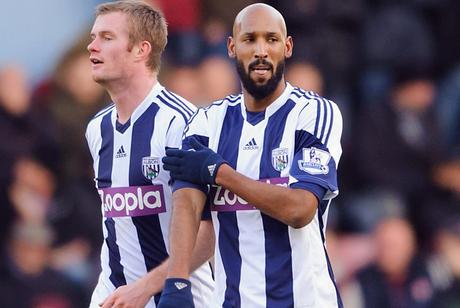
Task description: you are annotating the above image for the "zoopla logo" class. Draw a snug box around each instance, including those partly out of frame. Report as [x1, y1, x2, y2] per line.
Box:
[98, 185, 166, 217]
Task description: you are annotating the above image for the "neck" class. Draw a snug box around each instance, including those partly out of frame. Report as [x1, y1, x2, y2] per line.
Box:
[105, 71, 157, 124]
[243, 79, 287, 112]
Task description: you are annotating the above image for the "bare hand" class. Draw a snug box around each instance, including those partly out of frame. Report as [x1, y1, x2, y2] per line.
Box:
[99, 278, 152, 308]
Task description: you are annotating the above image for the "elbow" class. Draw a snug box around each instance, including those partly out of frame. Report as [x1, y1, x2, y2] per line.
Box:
[286, 192, 318, 228]
[287, 211, 314, 229]
[289, 217, 310, 229]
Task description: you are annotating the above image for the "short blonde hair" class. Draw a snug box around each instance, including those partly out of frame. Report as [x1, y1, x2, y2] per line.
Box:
[96, 0, 167, 72]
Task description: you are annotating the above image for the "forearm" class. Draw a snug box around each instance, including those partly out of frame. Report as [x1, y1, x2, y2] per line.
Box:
[140, 220, 214, 296]
[168, 188, 206, 278]
[215, 164, 318, 228]
[190, 220, 214, 271]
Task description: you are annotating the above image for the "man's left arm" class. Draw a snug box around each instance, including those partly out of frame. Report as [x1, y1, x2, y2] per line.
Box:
[163, 100, 343, 229]
[215, 165, 318, 228]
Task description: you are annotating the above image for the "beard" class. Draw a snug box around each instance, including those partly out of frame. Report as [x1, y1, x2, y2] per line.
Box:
[236, 58, 285, 100]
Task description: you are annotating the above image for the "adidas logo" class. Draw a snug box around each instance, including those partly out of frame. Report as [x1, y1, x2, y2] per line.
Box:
[174, 282, 188, 290]
[115, 145, 127, 158]
[208, 164, 216, 176]
[243, 138, 259, 150]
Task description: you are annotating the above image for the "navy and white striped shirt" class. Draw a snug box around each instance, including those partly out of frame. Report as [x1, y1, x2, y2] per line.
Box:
[179, 83, 343, 308]
[86, 82, 213, 308]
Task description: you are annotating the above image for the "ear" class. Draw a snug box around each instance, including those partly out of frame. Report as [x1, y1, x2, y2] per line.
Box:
[135, 40, 152, 62]
[227, 36, 236, 58]
[285, 36, 293, 59]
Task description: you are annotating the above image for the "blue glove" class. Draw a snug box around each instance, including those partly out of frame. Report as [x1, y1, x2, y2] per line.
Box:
[157, 278, 194, 308]
[163, 138, 227, 185]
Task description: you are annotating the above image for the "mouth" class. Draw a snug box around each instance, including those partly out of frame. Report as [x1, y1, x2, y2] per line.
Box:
[249, 62, 273, 77]
[90, 57, 103, 65]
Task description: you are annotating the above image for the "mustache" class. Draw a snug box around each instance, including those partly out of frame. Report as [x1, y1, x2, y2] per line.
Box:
[248, 59, 273, 71]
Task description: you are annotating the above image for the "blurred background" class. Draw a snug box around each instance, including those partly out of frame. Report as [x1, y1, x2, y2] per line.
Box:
[1, 0, 459, 307]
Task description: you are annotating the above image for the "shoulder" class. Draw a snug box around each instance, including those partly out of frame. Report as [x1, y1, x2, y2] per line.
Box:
[86, 103, 115, 138]
[290, 87, 340, 114]
[291, 87, 342, 127]
[202, 93, 242, 114]
[155, 89, 197, 123]
[90, 103, 115, 121]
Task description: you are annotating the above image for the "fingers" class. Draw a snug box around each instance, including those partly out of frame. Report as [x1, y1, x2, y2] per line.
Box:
[189, 137, 205, 151]
[165, 148, 185, 158]
[162, 157, 182, 171]
[163, 165, 181, 174]
[99, 296, 115, 308]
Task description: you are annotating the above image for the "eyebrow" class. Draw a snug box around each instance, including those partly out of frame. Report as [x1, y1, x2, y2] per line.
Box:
[241, 31, 281, 37]
[91, 30, 116, 37]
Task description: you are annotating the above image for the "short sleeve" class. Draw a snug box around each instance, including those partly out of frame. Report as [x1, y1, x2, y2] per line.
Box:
[289, 99, 343, 200]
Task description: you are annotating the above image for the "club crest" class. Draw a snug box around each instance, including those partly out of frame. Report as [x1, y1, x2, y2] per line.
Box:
[272, 147, 289, 171]
[142, 157, 160, 180]
[298, 147, 330, 175]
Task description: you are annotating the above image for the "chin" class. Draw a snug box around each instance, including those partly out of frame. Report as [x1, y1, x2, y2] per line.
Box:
[91, 74, 107, 84]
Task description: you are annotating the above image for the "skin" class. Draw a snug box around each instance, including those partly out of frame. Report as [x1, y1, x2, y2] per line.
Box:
[167, 4, 320, 280]
[228, 3, 293, 111]
[87, 11, 215, 308]
[88, 12, 155, 124]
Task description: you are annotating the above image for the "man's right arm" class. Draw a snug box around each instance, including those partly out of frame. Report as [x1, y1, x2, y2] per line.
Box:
[167, 187, 207, 279]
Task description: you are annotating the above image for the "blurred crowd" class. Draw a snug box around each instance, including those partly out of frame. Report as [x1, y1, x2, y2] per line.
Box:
[0, 0, 459, 307]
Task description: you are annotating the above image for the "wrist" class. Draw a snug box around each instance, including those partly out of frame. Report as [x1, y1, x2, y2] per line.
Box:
[143, 269, 163, 296]
[214, 163, 231, 186]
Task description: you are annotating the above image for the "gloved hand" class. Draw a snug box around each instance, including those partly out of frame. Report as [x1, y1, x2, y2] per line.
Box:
[163, 138, 227, 185]
[157, 278, 194, 308]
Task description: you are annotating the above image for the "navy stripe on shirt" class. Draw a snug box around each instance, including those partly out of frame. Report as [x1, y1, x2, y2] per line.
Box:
[98, 112, 127, 287]
[93, 103, 115, 119]
[318, 200, 344, 308]
[129, 102, 167, 304]
[217, 104, 244, 308]
[162, 90, 194, 116]
[260, 99, 295, 308]
[157, 93, 190, 123]
[324, 100, 334, 146]
[319, 98, 328, 142]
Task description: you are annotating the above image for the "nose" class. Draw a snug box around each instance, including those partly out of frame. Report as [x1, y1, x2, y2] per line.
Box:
[254, 40, 268, 59]
[87, 38, 98, 53]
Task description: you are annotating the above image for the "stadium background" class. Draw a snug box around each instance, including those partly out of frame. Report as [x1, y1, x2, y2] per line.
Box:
[0, 0, 459, 306]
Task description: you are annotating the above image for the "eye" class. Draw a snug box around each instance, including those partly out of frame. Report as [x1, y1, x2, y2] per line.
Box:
[242, 35, 254, 43]
[268, 37, 278, 43]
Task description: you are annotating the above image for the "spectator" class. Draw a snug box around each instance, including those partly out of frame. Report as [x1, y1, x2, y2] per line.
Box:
[344, 217, 434, 308]
[0, 65, 57, 188]
[360, 3, 435, 105]
[286, 61, 324, 95]
[429, 214, 460, 308]
[157, 0, 202, 65]
[0, 222, 86, 307]
[198, 56, 239, 104]
[33, 36, 107, 272]
[161, 65, 203, 105]
[435, 65, 460, 156]
[36, 35, 109, 187]
[353, 68, 449, 238]
[0, 66, 57, 247]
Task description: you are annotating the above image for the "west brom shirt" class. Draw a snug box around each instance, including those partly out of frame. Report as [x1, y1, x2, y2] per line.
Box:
[85, 82, 213, 308]
[179, 83, 343, 308]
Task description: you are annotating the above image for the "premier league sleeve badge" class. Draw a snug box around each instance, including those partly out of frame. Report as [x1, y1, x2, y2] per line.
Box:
[298, 147, 330, 175]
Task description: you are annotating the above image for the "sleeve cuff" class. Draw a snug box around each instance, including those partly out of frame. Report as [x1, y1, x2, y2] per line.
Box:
[290, 181, 327, 202]
[172, 180, 208, 194]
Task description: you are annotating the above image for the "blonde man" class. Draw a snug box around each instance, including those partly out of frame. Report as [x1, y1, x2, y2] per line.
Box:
[85, 1, 214, 307]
